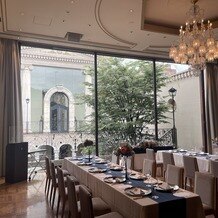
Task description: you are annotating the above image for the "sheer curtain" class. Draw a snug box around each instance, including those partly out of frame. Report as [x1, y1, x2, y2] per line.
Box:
[205, 63, 218, 153]
[0, 39, 23, 177]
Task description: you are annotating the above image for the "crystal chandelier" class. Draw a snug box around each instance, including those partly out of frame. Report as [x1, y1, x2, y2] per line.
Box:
[169, 0, 218, 70]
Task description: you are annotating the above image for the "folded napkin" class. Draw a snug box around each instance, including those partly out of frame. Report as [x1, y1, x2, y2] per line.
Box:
[158, 183, 172, 191]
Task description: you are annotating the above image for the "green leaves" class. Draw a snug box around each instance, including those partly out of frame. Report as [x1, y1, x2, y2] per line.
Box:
[80, 57, 168, 153]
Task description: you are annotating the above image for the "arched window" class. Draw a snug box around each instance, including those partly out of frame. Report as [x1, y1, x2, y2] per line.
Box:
[50, 92, 69, 132]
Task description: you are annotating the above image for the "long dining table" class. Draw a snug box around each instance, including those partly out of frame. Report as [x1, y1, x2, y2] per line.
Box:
[63, 157, 205, 218]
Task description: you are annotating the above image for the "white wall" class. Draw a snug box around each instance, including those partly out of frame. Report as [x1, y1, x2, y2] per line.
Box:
[159, 75, 203, 151]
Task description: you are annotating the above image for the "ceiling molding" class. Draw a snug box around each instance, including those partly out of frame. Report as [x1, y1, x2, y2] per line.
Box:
[94, 0, 137, 48]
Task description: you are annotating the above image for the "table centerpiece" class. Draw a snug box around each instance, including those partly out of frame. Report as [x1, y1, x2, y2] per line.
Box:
[115, 142, 134, 180]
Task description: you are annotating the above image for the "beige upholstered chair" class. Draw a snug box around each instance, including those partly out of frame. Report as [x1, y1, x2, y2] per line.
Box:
[131, 153, 146, 171]
[166, 164, 184, 188]
[45, 156, 52, 198]
[67, 176, 81, 218]
[67, 176, 115, 218]
[146, 148, 163, 176]
[210, 160, 218, 218]
[111, 153, 120, 165]
[211, 160, 218, 178]
[183, 155, 199, 190]
[194, 172, 215, 216]
[162, 152, 175, 179]
[56, 166, 68, 217]
[142, 159, 156, 178]
[79, 185, 123, 218]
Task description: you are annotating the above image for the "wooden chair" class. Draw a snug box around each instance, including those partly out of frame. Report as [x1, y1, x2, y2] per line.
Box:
[45, 156, 52, 198]
[79, 185, 123, 218]
[166, 164, 184, 188]
[162, 152, 175, 180]
[142, 159, 156, 178]
[146, 148, 163, 176]
[194, 172, 215, 216]
[183, 155, 199, 190]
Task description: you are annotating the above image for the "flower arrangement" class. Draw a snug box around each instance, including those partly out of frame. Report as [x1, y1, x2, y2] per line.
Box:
[83, 139, 95, 162]
[84, 139, 94, 147]
[137, 140, 158, 149]
[115, 142, 134, 157]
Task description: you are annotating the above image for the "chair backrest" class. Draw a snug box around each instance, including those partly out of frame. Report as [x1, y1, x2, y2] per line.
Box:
[111, 153, 120, 165]
[45, 156, 51, 179]
[119, 156, 132, 169]
[166, 164, 183, 187]
[50, 161, 57, 187]
[59, 144, 72, 159]
[194, 172, 215, 209]
[142, 159, 156, 177]
[67, 176, 80, 218]
[57, 166, 66, 200]
[183, 155, 199, 179]
[133, 153, 146, 171]
[146, 149, 155, 160]
[211, 160, 218, 178]
[79, 185, 94, 218]
[162, 152, 175, 171]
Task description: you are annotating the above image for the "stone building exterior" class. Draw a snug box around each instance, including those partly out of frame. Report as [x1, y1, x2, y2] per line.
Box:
[21, 47, 94, 152]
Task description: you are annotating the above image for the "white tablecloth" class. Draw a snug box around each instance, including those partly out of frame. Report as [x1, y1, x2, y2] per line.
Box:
[156, 151, 218, 172]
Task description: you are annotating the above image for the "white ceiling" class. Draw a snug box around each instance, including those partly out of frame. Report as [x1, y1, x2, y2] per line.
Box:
[0, 0, 217, 58]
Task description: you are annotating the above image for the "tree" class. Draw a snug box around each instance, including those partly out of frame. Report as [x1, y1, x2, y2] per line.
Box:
[80, 56, 168, 154]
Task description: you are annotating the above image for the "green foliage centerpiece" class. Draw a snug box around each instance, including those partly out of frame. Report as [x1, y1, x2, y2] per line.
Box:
[116, 142, 134, 180]
[83, 139, 94, 162]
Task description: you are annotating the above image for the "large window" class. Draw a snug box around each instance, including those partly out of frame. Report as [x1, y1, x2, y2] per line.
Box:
[21, 45, 204, 159]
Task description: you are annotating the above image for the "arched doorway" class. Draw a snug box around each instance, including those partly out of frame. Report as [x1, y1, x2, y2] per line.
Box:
[50, 92, 69, 132]
[43, 85, 75, 132]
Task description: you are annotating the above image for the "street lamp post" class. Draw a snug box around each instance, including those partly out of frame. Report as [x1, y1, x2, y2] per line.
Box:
[168, 88, 177, 148]
[26, 98, 30, 133]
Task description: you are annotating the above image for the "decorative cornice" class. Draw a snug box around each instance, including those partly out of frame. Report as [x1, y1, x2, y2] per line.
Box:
[21, 53, 94, 65]
[166, 69, 199, 83]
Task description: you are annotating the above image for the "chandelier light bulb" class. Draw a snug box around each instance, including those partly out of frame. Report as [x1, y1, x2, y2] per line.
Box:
[208, 46, 215, 54]
[207, 37, 215, 47]
[169, 1, 218, 70]
[187, 47, 195, 56]
[193, 39, 201, 48]
[199, 45, 206, 55]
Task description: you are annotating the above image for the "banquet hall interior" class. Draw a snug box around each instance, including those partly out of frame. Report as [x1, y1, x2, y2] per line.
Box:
[0, 0, 218, 217]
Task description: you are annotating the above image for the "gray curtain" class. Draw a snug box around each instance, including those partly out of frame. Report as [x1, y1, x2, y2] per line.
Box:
[205, 63, 218, 153]
[0, 38, 23, 177]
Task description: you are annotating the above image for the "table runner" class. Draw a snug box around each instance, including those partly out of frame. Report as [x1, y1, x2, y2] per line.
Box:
[63, 158, 204, 218]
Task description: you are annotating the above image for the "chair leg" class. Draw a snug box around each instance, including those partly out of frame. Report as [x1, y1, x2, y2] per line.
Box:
[45, 177, 48, 193]
[184, 177, 187, 190]
[52, 187, 56, 209]
[68, 210, 71, 218]
[46, 179, 51, 198]
[61, 200, 66, 218]
[50, 185, 53, 204]
[56, 195, 60, 216]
